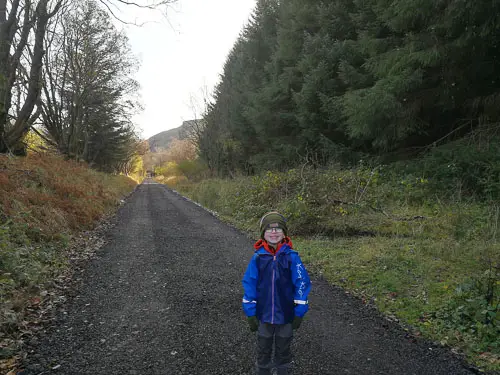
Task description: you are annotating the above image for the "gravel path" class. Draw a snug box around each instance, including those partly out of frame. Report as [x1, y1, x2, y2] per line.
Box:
[21, 182, 478, 374]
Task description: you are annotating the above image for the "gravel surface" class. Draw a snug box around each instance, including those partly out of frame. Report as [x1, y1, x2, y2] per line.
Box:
[21, 182, 480, 375]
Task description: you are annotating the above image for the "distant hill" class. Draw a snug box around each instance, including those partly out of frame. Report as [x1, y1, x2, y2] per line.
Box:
[147, 120, 199, 152]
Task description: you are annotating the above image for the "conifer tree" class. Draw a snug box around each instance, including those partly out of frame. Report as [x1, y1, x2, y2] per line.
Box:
[200, 0, 500, 175]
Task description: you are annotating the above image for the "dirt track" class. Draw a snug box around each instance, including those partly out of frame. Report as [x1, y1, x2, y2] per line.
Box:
[21, 182, 479, 374]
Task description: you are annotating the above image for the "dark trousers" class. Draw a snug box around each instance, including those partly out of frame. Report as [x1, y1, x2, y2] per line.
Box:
[256, 323, 293, 375]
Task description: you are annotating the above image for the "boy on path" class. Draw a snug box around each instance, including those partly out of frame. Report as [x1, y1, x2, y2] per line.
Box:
[242, 211, 312, 375]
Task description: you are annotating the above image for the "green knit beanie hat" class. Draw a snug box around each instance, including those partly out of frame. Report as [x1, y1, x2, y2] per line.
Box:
[259, 211, 288, 239]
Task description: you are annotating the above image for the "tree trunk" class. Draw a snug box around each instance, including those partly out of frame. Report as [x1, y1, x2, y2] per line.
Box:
[0, 0, 21, 152]
[5, 1, 49, 151]
[0, 0, 6, 23]
[0, 0, 9, 129]
[1, 0, 63, 153]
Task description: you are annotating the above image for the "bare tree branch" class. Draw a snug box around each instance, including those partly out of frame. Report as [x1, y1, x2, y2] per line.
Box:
[101, 0, 175, 10]
[97, 0, 176, 25]
[97, 0, 144, 25]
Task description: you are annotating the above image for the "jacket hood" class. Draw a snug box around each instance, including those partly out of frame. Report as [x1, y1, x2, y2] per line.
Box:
[254, 237, 293, 255]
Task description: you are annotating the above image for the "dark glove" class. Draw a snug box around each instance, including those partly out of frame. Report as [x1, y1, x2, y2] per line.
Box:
[247, 316, 259, 332]
[292, 316, 303, 330]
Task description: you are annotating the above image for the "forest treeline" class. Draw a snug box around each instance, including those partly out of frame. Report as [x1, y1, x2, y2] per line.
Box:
[198, 0, 500, 177]
[0, 0, 175, 173]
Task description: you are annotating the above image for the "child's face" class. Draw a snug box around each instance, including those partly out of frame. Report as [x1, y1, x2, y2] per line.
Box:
[263, 223, 285, 244]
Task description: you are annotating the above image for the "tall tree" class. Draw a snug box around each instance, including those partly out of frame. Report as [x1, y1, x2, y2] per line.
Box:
[200, 0, 279, 176]
[201, 0, 500, 176]
[342, 0, 500, 151]
[40, 0, 141, 171]
[0, 0, 175, 155]
[0, 0, 64, 154]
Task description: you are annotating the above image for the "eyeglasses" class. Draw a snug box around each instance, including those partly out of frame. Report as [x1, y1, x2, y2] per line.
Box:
[265, 227, 284, 233]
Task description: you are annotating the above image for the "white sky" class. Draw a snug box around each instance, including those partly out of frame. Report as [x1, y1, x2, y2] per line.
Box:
[120, 0, 257, 139]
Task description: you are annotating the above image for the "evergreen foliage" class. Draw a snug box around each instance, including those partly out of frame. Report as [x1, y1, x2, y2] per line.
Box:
[199, 0, 500, 178]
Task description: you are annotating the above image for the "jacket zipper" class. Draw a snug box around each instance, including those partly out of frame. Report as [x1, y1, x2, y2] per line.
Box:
[272, 255, 276, 324]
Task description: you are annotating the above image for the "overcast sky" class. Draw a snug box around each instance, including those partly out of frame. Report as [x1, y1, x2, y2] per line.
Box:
[120, 0, 256, 139]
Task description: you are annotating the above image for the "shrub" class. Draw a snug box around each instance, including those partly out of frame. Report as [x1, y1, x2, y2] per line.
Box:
[177, 159, 209, 181]
[434, 268, 499, 353]
[396, 138, 500, 201]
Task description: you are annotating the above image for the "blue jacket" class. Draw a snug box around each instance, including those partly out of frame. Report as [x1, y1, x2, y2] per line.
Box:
[242, 238, 311, 324]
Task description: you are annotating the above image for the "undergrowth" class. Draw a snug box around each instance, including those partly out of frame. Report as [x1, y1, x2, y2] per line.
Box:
[0, 154, 136, 363]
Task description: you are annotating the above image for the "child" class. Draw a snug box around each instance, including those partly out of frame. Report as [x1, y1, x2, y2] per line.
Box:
[242, 211, 312, 375]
